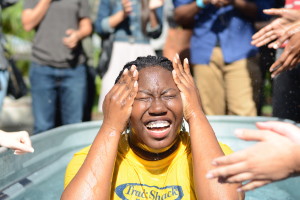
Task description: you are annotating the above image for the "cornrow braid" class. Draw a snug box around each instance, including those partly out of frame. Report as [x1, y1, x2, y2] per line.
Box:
[115, 55, 174, 84]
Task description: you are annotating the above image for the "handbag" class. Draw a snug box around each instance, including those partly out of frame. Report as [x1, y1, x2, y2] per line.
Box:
[96, 33, 114, 78]
[6, 58, 28, 99]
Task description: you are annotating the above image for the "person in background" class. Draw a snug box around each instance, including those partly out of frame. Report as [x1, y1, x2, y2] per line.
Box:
[206, 121, 300, 192]
[95, 0, 163, 112]
[162, 0, 192, 62]
[0, 0, 19, 111]
[173, 0, 276, 116]
[0, 130, 34, 155]
[252, 5, 300, 123]
[22, 0, 92, 134]
[62, 55, 243, 199]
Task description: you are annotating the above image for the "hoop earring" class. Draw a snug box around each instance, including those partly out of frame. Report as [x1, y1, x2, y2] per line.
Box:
[181, 119, 186, 132]
[125, 123, 130, 134]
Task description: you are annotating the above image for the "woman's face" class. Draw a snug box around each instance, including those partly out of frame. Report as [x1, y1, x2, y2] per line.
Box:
[130, 66, 183, 151]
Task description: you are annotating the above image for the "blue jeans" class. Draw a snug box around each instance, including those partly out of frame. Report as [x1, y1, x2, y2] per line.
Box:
[30, 62, 87, 134]
[0, 70, 8, 112]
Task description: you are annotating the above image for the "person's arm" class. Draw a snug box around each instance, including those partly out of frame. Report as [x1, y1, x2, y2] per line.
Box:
[174, 1, 203, 28]
[94, 0, 132, 36]
[206, 121, 300, 191]
[21, 0, 52, 31]
[61, 66, 138, 200]
[0, 130, 34, 155]
[207, 0, 258, 20]
[172, 55, 242, 200]
[63, 17, 93, 49]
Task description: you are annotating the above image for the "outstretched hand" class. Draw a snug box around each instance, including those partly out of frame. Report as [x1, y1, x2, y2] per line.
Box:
[251, 8, 300, 48]
[172, 55, 202, 122]
[269, 31, 300, 77]
[102, 65, 138, 134]
[0, 130, 34, 155]
[206, 121, 300, 192]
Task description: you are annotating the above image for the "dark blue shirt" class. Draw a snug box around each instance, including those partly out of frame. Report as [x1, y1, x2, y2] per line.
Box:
[173, 0, 276, 64]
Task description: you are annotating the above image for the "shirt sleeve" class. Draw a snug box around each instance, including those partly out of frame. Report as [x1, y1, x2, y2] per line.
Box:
[94, 0, 120, 35]
[219, 142, 234, 155]
[254, 0, 277, 21]
[23, 0, 38, 10]
[79, 0, 90, 19]
[64, 146, 91, 188]
[173, 0, 194, 8]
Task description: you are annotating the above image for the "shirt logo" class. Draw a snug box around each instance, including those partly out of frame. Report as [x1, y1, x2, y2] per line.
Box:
[115, 183, 184, 200]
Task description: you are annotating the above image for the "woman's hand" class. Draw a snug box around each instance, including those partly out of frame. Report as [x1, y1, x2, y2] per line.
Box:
[0, 130, 34, 155]
[206, 121, 300, 191]
[251, 8, 300, 48]
[102, 65, 138, 133]
[121, 0, 132, 18]
[172, 55, 202, 122]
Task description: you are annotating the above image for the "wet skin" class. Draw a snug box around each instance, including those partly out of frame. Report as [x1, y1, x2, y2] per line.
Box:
[129, 66, 183, 153]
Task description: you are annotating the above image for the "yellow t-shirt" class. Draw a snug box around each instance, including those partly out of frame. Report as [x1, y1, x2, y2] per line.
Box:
[64, 132, 233, 199]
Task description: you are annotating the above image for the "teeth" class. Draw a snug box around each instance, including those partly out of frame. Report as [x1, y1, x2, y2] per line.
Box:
[146, 121, 170, 129]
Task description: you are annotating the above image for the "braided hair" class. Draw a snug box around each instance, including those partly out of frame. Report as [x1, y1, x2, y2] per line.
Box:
[115, 55, 174, 84]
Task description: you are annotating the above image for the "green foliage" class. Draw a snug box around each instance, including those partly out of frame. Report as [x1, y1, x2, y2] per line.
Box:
[1, 0, 34, 40]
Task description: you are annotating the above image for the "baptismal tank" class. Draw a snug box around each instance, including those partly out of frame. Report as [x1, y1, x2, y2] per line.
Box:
[0, 116, 299, 200]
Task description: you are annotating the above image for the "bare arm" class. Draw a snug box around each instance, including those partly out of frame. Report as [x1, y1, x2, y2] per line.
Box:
[174, 2, 202, 27]
[21, 0, 52, 31]
[172, 55, 242, 200]
[108, 0, 132, 28]
[212, 0, 258, 20]
[61, 66, 138, 199]
[232, 0, 258, 20]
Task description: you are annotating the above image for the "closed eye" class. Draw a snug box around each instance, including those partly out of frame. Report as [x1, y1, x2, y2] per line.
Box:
[135, 97, 152, 102]
[162, 95, 177, 100]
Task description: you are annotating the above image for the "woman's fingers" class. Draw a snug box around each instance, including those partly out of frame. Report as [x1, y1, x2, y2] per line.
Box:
[172, 55, 190, 87]
[207, 159, 249, 179]
[117, 66, 138, 106]
[223, 172, 254, 184]
[238, 180, 271, 192]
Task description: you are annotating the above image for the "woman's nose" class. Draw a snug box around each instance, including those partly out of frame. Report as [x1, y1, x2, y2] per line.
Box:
[148, 98, 167, 116]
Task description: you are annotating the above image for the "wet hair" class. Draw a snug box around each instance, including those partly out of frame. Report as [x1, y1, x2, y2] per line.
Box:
[115, 55, 174, 84]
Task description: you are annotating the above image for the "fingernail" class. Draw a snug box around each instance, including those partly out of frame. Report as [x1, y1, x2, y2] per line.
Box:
[206, 173, 214, 179]
[173, 57, 177, 64]
[134, 81, 138, 87]
[273, 44, 279, 49]
[123, 68, 128, 74]
[237, 188, 243, 193]
[30, 148, 34, 153]
[131, 65, 136, 70]
[211, 160, 217, 166]
[234, 129, 243, 136]
[176, 53, 179, 59]
[133, 69, 138, 77]
[184, 58, 188, 64]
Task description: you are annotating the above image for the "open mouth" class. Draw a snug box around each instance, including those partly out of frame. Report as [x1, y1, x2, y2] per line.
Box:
[145, 120, 171, 138]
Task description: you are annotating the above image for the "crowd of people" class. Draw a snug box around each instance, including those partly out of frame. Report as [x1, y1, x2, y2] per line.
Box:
[0, 0, 300, 198]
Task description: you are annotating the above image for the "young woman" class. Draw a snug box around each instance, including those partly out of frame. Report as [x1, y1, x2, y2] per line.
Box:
[62, 56, 243, 199]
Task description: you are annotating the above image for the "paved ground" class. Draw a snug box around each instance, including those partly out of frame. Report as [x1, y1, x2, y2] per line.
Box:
[0, 96, 33, 133]
[0, 96, 103, 135]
